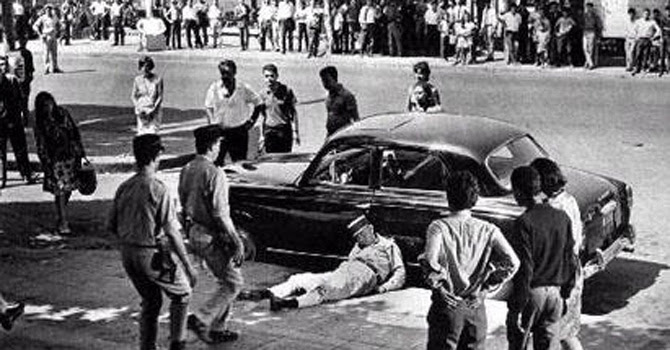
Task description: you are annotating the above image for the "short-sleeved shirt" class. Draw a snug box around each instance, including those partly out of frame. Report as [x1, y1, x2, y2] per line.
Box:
[205, 80, 263, 129]
[13, 2, 25, 16]
[501, 11, 522, 32]
[556, 16, 576, 37]
[178, 155, 230, 231]
[33, 14, 59, 37]
[108, 173, 180, 247]
[262, 82, 297, 128]
[407, 82, 441, 111]
[325, 83, 359, 136]
[424, 211, 510, 297]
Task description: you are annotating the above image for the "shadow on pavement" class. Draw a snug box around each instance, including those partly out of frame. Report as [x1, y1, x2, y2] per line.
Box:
[580, 320, 670, 350]
[582, 257, 669, 316]
[0, 198, 114, 250]
[22, 104, 205, 157]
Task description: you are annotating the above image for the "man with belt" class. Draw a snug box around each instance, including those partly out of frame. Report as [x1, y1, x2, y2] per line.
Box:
[240, 215, 406, 310]
[260, 64, 299, 153]
[108, 134, 197, 350]
[205, 60, 264, 165]
[33, 4, 63, 74]
[178, 125, 245, 344]
[421, 171, 519, 350]
[507, 166, 577, 350]
[631, 8, 662, 75]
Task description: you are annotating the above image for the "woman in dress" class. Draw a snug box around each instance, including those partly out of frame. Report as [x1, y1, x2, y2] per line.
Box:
[531, 157, 584, 350]
[34, 92, 85, 235]
[131, 56, 164, 135]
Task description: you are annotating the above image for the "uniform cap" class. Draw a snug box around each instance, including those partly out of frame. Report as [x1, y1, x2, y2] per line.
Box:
[347, 215, 372, 237]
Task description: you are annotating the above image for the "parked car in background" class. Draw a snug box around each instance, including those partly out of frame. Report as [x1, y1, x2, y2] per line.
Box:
[227, 112, 635, 281]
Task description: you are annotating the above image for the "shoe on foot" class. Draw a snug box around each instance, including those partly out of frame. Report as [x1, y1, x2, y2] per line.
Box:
[238, 289, 271, 301]
[270, 295, 298, 311]
[1, 302, 25, 331]
[209, 329, 239, 343]
[187, 314, 211, 343]
[53, 68, 64, 74]
[169, 340, 186, 350]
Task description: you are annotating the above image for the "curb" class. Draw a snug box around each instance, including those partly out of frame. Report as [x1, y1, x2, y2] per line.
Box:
[5, 152, 195, 174]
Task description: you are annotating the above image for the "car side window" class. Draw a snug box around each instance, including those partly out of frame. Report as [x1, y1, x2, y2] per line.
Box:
[310, 145, 372, 186]
[380, 149, 448, 191]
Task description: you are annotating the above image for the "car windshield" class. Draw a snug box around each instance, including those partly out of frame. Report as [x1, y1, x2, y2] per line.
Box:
[486, 136, 546, 189]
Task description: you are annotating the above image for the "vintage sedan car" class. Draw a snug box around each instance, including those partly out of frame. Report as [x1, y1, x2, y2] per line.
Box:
[226, 113, 635, 279]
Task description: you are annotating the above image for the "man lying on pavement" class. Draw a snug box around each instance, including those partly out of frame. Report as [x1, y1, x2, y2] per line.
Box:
[239, 215, 406, 311]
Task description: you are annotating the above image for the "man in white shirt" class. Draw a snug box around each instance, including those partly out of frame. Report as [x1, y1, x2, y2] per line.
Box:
[358, 0, 377, 55]
[631, 8, 662, 75]
[481, 0, 498, 61]
[90, 0, 107, 40]
[277, 0, 296, 53]
[424, 2, 441, 57]
[205, 60, 265, 165]
[258, 0, 277, 51]
[208, 1, 223, 48]
[110, 0, 125, 46]
[33, 5, 62, 74]
[500, 4, 522, 64]
[624, 8, 637, 71]
[183, 0, 203, 48]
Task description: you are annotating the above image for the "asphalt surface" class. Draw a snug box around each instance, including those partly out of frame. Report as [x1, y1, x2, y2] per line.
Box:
[0, 39, 669, 349]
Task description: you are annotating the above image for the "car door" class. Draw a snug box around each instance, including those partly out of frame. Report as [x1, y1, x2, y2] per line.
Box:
[369, 147, 451, 264]
[267, 142, 380, 257]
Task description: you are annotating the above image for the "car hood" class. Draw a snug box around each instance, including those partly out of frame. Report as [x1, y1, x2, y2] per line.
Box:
[563, 166, 619, 211]
[224, 153, 315, 186]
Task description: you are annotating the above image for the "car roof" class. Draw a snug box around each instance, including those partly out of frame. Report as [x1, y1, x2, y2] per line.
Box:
[330, 112, 529, 162]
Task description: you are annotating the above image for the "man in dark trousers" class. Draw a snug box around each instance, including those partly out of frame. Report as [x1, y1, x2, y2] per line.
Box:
[16, 37, 34, 129]
[107, 134, 197, 350]
[179, 125, 245, 344]
[204, 60, 264, 165]
[0, 52, 35, 188]
[320, 66, 359, 137]
[421, 171, 519, 350]
[260, 64, 299, 153]
[507, 166, 577, 350]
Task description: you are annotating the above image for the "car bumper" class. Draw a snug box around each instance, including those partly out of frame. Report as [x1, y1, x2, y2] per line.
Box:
[583, 224, 636, 279]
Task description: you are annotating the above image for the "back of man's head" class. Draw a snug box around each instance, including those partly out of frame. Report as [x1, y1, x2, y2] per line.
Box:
[133, 134, 164, 167]
[319, 66, 338, 82]
[194, 125, 223, 155]
[511, 166, 541, 201]
[446, 171, 479, 211]
[530, 157, 566, 197]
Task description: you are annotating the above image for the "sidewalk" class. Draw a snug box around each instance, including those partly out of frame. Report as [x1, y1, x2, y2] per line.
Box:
[26, 36, 654, 80]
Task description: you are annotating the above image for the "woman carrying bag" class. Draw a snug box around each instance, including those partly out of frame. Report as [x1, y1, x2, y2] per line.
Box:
[34, 91, 86, 235]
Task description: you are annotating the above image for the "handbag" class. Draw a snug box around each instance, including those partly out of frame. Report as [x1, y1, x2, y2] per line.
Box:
[77, 157, 97, 195]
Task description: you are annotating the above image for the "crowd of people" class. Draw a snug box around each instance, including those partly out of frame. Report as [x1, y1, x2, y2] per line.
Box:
[2, 0, 670, 73]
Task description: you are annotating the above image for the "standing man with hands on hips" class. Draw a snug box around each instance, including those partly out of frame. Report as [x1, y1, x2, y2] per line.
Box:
[205, 60, 265, 165]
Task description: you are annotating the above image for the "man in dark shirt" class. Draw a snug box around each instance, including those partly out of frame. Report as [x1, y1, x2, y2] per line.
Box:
[508, 166, 577, 350]
[17, 37, 34, 126]
[260, 64, 299, 153]
[0, 53, 34, 188]
[320, 66, 360, 137]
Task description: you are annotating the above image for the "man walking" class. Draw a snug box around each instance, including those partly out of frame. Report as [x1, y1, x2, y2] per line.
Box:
[582, 3, 602, 69]
[205, 60, 264, 165]
[260, 64, 299, 153]
[320, 66, 359, 137]
[33, 4, 62, 74]
[108, 134, 197, 350]
[507, 166, 577, 350]
[421, 171, 519, 350]
[0, 53, 35, 188]
[179, 125, 245, 344]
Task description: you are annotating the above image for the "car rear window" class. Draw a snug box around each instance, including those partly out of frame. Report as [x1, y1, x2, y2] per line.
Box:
[486, 136, 546, 189]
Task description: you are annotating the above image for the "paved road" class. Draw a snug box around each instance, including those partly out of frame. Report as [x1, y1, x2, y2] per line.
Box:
[1, 41, 669, 349]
